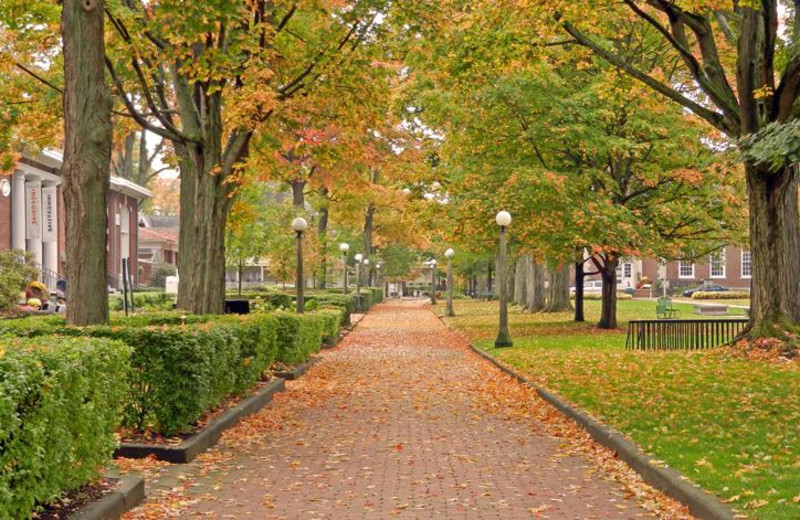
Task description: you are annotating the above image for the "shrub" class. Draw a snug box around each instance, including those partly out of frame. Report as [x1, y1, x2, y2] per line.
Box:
[273, 312, 325, 364]
[575, 293, 634, 300]
[0, 337, 130, 519]
[96, 316, 279, 435]
[0, 251, 38, 311]
[308, 293, 355, 325]
[110, 291, 174, 311]
[148, 263, 177, 289]
[691, 291, 750, 300]
[316, 308, 344, 343]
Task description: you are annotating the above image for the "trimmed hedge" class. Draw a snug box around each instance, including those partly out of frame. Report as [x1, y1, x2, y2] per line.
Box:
[691, 291, 750, 300]
[272, 311, 326, 364]
[110, 291, 174, 311]
[574, 293, 634, 300]
[0, 337, 130, 518]
[96, 315, 279, 435]
[0, 308, 342, 436]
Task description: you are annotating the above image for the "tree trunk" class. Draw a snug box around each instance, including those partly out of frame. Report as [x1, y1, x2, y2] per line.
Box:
[62, 0, 112, 326]
[746, 163, 800, 336]
[514, 256, 527, 306]
[363, 202, 375, 286]
[526, 257, 545, 312]
[292, 179, 305, 207]
[597, 254, 619, 329]
[487, 262, 493, 293]
[237, 260, 244, 297]
[316, 197, 329, 289]
[574, 260, 585, 322]
[545, 262, 572, 312]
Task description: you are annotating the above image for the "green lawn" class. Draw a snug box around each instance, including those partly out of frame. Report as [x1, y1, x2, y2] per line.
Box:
[439, 299, 800, 519]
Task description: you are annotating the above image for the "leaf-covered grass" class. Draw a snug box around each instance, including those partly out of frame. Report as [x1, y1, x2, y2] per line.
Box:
[440, 299, 800, 519]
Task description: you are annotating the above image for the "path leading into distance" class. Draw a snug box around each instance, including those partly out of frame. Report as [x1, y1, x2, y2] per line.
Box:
[124, 300, 670, 519]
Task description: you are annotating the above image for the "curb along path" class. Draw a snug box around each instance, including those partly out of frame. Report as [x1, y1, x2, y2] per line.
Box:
[123, 300, 686, 519]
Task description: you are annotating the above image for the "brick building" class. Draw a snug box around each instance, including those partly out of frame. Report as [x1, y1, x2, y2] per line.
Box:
[0, 150, 151, 291]
[580, 245, 751, 295]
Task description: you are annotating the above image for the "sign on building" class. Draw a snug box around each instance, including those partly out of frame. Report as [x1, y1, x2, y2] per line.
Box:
[25, 182, 41, 240]
[42, 186, 57, 243]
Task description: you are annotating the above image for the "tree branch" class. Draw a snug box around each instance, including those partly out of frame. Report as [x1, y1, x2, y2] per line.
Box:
[558, 17, 734, 135]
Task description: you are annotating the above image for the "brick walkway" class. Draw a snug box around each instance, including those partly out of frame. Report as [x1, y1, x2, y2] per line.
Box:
[125, 300, 662, 519]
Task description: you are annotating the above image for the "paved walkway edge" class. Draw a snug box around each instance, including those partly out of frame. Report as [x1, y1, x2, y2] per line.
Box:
[115, 378, 286, 463]
[70, 475, 145, 520]
[468, 344, 736, 520]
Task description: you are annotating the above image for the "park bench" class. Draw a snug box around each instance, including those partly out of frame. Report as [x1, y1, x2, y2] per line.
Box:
[693, 304, 728, 316]
[476, 291, 495, 301]
[656, 297, 680, 319]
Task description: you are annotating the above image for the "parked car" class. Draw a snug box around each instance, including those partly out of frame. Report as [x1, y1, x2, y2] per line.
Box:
[682, 284, 729, 297]
[571, 280, 603, 294]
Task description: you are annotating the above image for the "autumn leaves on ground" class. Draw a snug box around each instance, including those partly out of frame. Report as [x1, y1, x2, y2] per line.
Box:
[438, 299, 800, 520]
[118, 300, 688, 519]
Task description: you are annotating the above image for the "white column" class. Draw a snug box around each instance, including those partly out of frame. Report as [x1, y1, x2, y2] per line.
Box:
[42, 182, 59, 288]
[25, 178, 42, 267]
[10, 171, 25, 251]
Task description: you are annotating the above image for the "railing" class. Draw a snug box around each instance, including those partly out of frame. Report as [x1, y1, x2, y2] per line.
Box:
[32, 262, 66, 292]
[625, 319, 749, 350]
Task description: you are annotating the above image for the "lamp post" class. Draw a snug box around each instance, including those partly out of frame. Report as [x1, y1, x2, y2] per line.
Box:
[430, 259, 438, 305]
[445, 248, 455, 317]
[363, 258, 370, 288]
[354, 253, 363, 295]
[495, 211, 512, 347]
[339, 243, 350, 293]
[292, 217, 308, 314]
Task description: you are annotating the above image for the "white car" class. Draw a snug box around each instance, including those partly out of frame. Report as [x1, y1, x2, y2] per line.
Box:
[570, 280, 603, 294]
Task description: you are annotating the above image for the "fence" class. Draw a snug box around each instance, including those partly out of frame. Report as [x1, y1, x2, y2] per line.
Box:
[625, 319, 749, 350]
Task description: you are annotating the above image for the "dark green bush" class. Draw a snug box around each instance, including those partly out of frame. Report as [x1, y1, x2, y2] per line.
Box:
[272, 312, 325, 364]
[0, 337, 130, 519]
[308, 294, 355, 325]
[110, 291, 174, 312]
[94, 316, 279, 435]
[316, 308, 344, 343]
[0, 315, 65, 337]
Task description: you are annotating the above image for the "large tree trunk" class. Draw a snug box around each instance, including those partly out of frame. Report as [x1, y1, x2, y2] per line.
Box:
[597, 254, 619, 329]
[62, 0, 112, 326]
[545, 262, 572, 312]
[574, 260, 585, 322]
[316, 195, 329, 289]
[746, 163, 800, 336]
[363, 202, 375, 286]
[525, 257, 546, 312]
[292, 179, 305, 207]
[514, 256, 528, 306]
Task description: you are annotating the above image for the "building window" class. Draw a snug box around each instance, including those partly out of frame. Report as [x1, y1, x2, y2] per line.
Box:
[741, 251, 752, 278]
[709, 252, 726, 279]
[679, 260, 695, 279]
[623, 262, 632, 278]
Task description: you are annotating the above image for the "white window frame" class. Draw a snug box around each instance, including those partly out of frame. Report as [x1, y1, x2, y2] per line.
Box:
[709, 252, 726, 279]
[678, 260, 695, 279]
[741, 251, 752, 279]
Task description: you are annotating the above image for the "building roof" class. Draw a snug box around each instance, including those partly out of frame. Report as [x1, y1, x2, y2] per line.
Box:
[21, 149, 152, 199]
[139, 226, 178, 245]
[141, 214, 180, 229]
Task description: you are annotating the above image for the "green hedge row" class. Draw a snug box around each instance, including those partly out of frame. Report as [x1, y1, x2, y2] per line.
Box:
[0, 310, 342, 435]
[109, 291, 175, 311]
[0, 337, 130, 519]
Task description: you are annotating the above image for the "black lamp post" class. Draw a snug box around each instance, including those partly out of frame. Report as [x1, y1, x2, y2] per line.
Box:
[495, 211, 512, 347]
[292, 217, 308, 314]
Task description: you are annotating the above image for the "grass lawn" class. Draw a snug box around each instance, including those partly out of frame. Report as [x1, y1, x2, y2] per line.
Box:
[439, 299, 800, 519]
